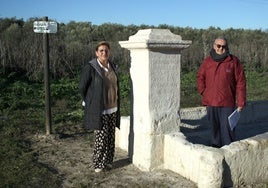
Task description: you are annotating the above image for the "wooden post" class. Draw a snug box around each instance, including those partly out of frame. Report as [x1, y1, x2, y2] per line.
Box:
[43, 16, 52, 135]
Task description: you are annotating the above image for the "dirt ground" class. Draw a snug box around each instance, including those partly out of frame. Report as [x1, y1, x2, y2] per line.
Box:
[30, 127, 197, 188]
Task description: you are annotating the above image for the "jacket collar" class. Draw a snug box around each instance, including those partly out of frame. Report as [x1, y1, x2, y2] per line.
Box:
[89, 58, 103, 78]
[89, 58, 117, 77]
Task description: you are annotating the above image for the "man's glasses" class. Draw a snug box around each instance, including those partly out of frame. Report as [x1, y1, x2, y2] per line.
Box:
[215, 44, 226, 49]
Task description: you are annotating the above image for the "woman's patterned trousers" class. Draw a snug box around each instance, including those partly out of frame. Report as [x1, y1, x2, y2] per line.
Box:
[93, 112, 117, 169]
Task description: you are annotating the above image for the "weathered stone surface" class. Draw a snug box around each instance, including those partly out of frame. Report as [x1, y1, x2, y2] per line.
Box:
[223, 133, 268, 186]
[119, 29, 190, 171]
[116, 29, 268, 187]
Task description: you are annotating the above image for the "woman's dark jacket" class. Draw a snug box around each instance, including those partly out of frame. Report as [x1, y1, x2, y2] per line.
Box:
[79, 58, 120, 130]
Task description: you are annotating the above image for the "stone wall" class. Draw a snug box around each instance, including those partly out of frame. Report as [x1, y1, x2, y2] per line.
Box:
[163, 131, 268, 188]
[117, 29, 268, 187]
[116, 101, 268, 187]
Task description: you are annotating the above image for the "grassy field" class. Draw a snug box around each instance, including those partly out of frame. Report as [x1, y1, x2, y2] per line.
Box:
[0, 70, 267, 187]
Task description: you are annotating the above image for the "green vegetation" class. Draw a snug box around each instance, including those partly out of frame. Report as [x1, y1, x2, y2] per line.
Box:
[180, 70, 268, 108]
[1, 68, 268, 188]
[0, 72, 61, 187]
[1, 17, 268, 187]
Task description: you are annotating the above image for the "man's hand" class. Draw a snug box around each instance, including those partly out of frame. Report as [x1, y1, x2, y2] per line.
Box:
[237, 106, 243, 112]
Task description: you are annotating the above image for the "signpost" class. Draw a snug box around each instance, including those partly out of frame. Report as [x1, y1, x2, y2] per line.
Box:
[33, 21, 57, 33]
[34, 16, 57, 135]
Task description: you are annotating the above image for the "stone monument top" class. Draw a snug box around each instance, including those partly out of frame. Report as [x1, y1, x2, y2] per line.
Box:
[120, 29, 191, 49]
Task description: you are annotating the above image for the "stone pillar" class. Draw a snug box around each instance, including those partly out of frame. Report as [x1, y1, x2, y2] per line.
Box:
[119, 29, 191, 170]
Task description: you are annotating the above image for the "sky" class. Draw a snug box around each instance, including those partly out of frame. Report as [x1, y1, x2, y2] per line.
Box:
[1, 0, 268, 30]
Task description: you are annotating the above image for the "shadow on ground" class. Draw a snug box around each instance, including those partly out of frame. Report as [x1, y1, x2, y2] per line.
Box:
[180, 117, 268, 146]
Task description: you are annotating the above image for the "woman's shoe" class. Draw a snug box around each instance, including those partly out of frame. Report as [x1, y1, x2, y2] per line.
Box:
[106, 164, 112, 169]
[94, 168, 103, 173]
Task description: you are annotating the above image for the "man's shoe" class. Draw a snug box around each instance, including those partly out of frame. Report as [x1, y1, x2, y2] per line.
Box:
[211, 144, 220, 148]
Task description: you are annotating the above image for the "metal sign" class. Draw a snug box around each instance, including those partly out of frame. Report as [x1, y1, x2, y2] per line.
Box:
[33, 21, 57, 33]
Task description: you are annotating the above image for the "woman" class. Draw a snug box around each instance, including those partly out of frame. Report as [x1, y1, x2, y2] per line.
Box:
[79, 41, 120, 172]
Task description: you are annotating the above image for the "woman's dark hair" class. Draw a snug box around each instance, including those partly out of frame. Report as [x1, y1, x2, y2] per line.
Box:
[95, 41, 110, 51]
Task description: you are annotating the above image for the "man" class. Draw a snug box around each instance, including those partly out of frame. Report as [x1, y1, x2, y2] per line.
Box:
[197, 36, 246, 147]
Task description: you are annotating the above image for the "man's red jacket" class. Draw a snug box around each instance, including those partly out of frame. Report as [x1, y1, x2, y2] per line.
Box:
[197, 54, 246, 108]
